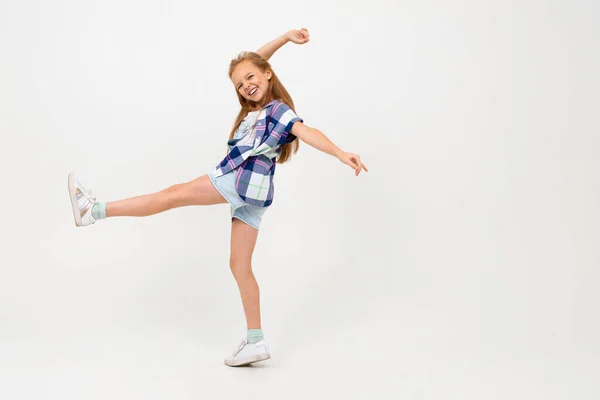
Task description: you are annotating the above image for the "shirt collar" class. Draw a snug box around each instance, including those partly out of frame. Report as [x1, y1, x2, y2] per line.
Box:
[248, 99, 279, 115]
[261, 99, 279, 110]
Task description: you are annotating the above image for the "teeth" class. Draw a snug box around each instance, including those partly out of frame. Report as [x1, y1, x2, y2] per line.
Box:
[249, 87, 257, 95]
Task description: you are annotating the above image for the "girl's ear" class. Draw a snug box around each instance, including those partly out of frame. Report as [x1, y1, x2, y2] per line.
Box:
[266, 70, 272, 80]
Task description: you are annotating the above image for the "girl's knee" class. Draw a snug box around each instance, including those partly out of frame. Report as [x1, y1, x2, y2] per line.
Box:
[229, 260, 252, 278]
[163, 183, 186, 207]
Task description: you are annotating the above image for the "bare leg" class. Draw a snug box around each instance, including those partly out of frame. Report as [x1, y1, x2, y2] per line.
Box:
[106, 174, 226, 217]
[229, 218, 261, 330]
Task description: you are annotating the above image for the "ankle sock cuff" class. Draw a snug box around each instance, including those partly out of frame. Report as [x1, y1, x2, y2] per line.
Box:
[92, 201, 107, 220]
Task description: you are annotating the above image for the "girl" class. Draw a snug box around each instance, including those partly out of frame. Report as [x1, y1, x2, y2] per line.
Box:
[67, 28, 368, 367]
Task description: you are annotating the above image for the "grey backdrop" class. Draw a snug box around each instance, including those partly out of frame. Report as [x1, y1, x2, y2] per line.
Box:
[1, 0, 598, 399]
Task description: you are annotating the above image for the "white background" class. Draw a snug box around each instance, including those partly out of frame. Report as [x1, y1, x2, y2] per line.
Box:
[1, 0, 598, 399]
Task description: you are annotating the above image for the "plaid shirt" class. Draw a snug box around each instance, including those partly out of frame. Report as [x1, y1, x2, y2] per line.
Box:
[212, 100, 303, 207]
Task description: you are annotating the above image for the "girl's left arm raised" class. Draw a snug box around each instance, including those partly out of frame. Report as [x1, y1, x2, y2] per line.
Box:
[290, 122, 369, 176]
[255, 28, 310, 61]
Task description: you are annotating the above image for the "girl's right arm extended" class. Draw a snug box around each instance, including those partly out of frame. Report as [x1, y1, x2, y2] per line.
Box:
[290, 122, 369, 176]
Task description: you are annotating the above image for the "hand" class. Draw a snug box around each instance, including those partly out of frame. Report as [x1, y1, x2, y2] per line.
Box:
[286, 28, 310, 45]
[339, 151, 369, 176]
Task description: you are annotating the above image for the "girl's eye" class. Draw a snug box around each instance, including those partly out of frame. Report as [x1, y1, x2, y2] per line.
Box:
[236, 75, 254, 90]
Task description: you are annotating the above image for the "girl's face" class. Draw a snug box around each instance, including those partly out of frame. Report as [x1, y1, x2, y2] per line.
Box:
[231, 61, 272, 105]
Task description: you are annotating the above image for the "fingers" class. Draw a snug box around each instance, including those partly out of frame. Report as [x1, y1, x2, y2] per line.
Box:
[347, 156, 360, 176]
[355, 161, 364, 176]
[348, 154, 367, 176]
[356, 156, 367, 174]
[300, 27, 310, 42]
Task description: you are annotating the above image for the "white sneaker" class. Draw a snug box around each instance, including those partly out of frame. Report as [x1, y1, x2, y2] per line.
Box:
[224, 339, 271, 367]
[68, 172, 99, 227]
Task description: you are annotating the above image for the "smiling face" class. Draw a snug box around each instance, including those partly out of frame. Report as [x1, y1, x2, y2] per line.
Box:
[231, 60, 272, 107]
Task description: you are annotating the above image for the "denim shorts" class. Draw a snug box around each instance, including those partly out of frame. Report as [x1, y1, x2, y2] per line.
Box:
[208, 170, 269, 230]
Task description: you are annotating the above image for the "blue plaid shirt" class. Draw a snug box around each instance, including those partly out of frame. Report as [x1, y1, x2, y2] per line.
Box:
[212, 100, 303, 207]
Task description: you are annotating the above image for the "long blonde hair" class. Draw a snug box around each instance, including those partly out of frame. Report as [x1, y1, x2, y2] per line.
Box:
[228, 51, 299, 164]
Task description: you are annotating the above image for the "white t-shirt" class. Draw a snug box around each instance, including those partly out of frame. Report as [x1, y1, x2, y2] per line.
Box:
[233, 110, 280, 159]
[233, 110, 263, 145]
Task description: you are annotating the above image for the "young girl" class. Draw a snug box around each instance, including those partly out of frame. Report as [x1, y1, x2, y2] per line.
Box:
[67, 28, 368, 367]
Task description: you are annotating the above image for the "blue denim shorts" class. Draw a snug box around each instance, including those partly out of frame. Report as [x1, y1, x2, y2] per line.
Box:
[208, 170, 269, 230]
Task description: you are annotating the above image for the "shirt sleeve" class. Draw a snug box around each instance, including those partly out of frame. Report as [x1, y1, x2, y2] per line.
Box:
[268, 102, 303, 146]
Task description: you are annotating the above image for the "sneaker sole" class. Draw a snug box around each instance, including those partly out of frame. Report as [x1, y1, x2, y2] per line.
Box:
[67, 172, 82, 227]
[224, 353, 271, 367]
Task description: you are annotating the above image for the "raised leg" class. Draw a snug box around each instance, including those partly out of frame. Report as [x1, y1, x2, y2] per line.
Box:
[107, 174, 226, 217]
